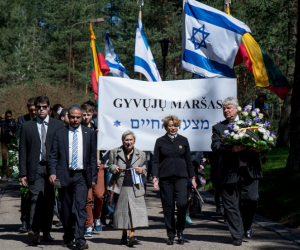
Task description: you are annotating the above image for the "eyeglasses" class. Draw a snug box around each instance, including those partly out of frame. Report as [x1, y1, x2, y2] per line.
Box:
[36, 105, 49, 110]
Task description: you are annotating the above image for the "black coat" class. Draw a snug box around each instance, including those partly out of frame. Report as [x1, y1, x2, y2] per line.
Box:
[19, 117, 64, 181]
[211, 120, 263, 184]
[18, 114, 32, 124]
[0, 118, 17, 144]
[152, 134, 195, 178]
[48, 126, 97, 188]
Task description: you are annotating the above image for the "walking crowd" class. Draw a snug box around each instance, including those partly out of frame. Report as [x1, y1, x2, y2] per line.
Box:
[0, 95, 267, 249]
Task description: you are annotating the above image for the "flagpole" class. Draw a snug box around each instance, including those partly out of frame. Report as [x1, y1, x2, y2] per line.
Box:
[137, 0, 144, 81]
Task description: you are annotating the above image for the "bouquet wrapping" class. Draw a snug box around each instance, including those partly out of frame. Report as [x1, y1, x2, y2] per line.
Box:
[221, 105, 276, 150]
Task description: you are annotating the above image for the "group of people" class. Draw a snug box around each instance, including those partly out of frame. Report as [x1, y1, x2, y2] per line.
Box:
[1, 94, 265, 249]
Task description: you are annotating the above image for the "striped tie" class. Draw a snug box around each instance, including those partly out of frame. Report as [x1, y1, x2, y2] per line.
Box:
[72, 130, 78, 170]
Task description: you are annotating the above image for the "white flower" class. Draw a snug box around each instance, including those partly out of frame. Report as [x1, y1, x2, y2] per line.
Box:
[233, 134, 240, 140]
[224, 130, 229, 134]
[258, 128, 266, 133]
[8, 150, 13, 153]
[255, 108, 260, 113]
[239, 132, 246, 138]
[237, 120, 244, 125]
[259, 113, 264, 119]
[237, 106, 242, 111]
[231, 132, 235, 136]
[251, 111, 256, 117]
[245, 134, 250, 137]
[268, 137, 274, 141]
[263, 135, 269, 140]
[265, 130, 270, 136]
[252, 138, 257, 142]
[257, 123, 264, 127]
[15, 169, 19, 174]
[233, 126, 240, 132]
[242, 112, 249, 116]
[271, 134, 276, 138]
[246, 105, 252, 110]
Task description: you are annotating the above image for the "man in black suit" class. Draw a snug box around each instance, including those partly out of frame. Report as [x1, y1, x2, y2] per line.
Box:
[48, 105, 97, 250]
[17, 97, 36, 233]
[19, 96, 64, 244]
[211, 97, 264, 246]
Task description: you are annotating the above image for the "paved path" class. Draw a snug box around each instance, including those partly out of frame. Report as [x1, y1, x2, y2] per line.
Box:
[0, 182, 299, 250]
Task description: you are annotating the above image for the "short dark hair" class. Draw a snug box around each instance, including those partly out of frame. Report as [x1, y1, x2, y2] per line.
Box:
[59, 108, 68, 120]
[84, 100, 95, 107]
[257, 92, 267, 101]
[27, 97, 36, 108]
[35, 96, 50, 106]
[81, 104, 93, 113]
[5, 110, 12, 116]
[53, 104, 63, 112]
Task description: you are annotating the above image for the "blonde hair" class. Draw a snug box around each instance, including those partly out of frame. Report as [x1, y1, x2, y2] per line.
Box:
[163, 115, 181, 129]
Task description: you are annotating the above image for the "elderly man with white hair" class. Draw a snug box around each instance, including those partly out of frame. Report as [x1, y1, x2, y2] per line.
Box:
[211, 97, 264, 247]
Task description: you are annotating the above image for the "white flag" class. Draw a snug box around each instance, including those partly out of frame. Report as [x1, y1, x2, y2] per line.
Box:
[104, 30, 130, 78]
[131, 169, 142, 184]
[182, 0, 251, 78]
[134, 18, 161, 82]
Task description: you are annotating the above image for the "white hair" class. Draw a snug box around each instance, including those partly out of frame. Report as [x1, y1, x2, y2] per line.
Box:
[122, 130, 136, 142]
[223, 97, 239, 108]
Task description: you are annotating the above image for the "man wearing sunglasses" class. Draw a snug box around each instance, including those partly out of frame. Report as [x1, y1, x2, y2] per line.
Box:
[19, 96, 64, 245]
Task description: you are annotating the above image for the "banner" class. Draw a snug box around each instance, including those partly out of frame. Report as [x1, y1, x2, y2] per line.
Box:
[98, 77, 237, 151]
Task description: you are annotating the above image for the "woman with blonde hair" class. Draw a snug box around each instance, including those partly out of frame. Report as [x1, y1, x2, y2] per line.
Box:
[152, 115, 196, 245]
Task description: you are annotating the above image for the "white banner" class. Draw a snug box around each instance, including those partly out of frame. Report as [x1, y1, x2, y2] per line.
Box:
[98, 77, 237, 151]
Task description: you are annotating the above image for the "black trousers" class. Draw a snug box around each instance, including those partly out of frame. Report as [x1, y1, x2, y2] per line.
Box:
[58, 170, 88, 246]
[20, 193, 31, 225]
[222, 168, 259, 240]
[28, 164, 55, 236]
[159, 176, 187, 238]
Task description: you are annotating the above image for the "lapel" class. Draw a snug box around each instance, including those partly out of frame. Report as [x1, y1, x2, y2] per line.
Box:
[117, 146, 126, 164]
[30, 119, 40, 141]
[164, 133, 172, 143]
[63, 126, 69, 162]
[131, 148, 140, 167]
[82, 126, 87, 163]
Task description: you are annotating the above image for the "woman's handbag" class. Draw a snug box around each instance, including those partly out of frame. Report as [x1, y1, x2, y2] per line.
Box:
[189, 189, 203, 216]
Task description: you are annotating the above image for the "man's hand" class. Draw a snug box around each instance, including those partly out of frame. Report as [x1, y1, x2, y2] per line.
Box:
[92, 182, 96, 188]
[21, 176, 27, 187]
[97, 160, 102, 169]
[250, 147, 265, 153]
[199, 165, 204, 169]
[233, 145, 247, 152]
[49, 175, 56, 185]
[8, 131, 13, 136]
[95, 129, 99, 134]
[191, 178, 197, 189]
[114, 167, 121, 173]
[153, 177, 159, 190]
[135, 167, 143, 174]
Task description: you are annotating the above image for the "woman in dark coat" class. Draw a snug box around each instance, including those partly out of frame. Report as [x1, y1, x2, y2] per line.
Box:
[152, 115, 197, 245]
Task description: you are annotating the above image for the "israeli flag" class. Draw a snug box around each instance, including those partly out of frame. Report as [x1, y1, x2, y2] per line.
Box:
[182, 0, 251, 78]
[131, 169, 142, 184]
[134, 18, 162, 82]
[105, 30, 130, 78]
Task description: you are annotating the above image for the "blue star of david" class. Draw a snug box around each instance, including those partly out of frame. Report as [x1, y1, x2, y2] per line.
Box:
[113, 120, 121, 127]
[188, 24, 210, 50]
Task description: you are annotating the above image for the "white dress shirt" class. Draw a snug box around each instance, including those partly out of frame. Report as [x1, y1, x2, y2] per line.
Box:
[69, 124, 84, 170]
[36, 115, 49, 161]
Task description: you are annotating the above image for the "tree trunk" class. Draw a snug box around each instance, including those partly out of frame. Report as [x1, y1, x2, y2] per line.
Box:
[286, 5, 300, 172]
[277, 90, 292, 147]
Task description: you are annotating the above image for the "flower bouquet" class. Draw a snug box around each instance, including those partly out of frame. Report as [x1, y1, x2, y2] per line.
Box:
[222, 105, 276, 150]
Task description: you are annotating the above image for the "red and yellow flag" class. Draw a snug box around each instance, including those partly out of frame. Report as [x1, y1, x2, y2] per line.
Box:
[90, 23, 110, 100]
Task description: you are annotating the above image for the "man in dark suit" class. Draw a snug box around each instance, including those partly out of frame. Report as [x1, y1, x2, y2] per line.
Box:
[17, 97, 36, 233]
[211, 97, 264, 246]
[48, 105, 97, 250]
[19, 96, 64, 244]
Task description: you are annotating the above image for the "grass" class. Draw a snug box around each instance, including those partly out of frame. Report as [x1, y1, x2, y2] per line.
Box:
[201, 147, 300, 231]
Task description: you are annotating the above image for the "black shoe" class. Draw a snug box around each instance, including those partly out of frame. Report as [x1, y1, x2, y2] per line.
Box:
[120, 234, 128, 245]
[42, 234, 54, 242]
[56, 221, 63, 227]
[216, 207, 222, 215]
[109, 214, 113, 226]
[62, 240, 73, 247]
[232, 239, 242, 246]
[100, 216, 107, 226]
[127, 237, 138, 247]
[76, 242, 89, 250]
[167, 237, 174, 245]
[28, 231, 41, 245]
[18, 221, 28, 233]
[177, 232, 184, 245]
[245, 229, 252, 238]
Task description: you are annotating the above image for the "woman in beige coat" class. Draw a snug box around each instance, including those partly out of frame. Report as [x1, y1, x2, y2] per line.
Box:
[108, 130, 148, 247]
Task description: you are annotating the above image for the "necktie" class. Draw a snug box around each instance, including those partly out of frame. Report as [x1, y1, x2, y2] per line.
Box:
[41, 121, 47, 161]
[72, 130, 78, 170]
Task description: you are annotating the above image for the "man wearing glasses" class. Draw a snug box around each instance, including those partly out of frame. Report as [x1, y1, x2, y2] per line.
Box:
[19, 96, 64, 245]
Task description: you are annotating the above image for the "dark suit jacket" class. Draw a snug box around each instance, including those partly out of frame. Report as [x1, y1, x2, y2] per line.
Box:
[18, 114, 32, 124]
[48, 125, 97, 188]
[19, 117, 64, 181]
[211, 120, 263, 184]
[152, 134, 195, 178]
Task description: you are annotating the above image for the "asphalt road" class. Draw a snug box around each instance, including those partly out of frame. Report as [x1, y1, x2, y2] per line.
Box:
[0, 182, 299, 250]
